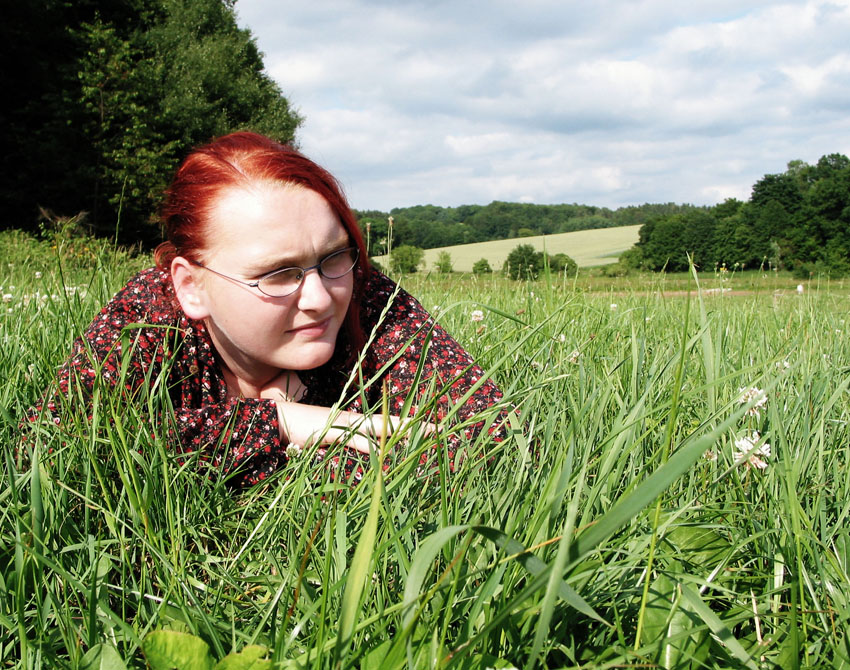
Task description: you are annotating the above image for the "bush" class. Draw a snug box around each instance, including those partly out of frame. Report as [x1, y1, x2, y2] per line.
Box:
[472, 258, 492, 275]
[390, 245, 424, 274]
[547, 252, 577, 276]
[505, 244, 542, 280]
[434, 251, 453, 274]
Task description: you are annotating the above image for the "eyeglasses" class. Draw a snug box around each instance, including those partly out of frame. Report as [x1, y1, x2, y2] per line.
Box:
[190, 246, 359, 298]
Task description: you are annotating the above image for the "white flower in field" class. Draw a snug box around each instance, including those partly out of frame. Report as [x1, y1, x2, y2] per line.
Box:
[775, 360, 790, 370]
[703, 449, 717, 461]
[738, 386, 767, 418]
[34, 271, 42, 279]
[568, 349, 580, 364]
[557, 333, 566, 343]
[2, 294, 12, 303]
[796, 284, 804, 294]
[285, 443, 303, 459]
[530, 360, 543, 370]
[610, 303, 618, 310]
[733, 432, 771, 470]
[471, 309, 484, 322]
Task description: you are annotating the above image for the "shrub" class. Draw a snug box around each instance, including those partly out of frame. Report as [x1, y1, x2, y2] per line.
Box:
[390, 245, 424, 274]
[472, 258, 492, 275]
[434, 251, 453, 274]
[505, 244, 542, 280]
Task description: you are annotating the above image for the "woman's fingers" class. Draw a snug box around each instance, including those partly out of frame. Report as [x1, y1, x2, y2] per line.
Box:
[275, 401, 436, 455]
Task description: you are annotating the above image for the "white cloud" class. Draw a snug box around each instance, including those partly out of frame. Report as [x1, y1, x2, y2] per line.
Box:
[236, 0, 850, 211]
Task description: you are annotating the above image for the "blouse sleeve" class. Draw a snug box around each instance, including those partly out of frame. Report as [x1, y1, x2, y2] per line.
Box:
[27, 268, 285, 486]
[356, 272, 508, 460]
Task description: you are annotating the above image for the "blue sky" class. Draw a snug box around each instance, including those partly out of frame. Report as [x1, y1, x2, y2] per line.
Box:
[235, 0, 850, 212]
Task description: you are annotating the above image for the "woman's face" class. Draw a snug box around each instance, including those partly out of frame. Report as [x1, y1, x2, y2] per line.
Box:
[191, 182, 354, 385]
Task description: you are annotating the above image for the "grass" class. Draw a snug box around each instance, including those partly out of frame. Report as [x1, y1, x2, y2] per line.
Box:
[371, 224, 642, 272]
[2, 228, 850, 668]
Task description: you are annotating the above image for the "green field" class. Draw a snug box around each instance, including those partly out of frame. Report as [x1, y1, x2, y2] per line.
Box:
[374, 224, 642, 272]
[3, 228, 850, 668]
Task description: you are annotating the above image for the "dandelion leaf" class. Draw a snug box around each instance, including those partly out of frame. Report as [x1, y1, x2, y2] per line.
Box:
[80, 643, 128, 670]
[142, 630, 214, 670]
[666, 525, 731, 569]
[214, 644, 271, 669]
[641, 574, 710, 669]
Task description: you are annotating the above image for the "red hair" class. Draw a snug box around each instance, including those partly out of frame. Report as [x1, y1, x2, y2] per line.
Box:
[156, 131, 370, 353]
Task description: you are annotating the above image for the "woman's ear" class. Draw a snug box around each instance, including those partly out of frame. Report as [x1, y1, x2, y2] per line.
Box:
[171, 256, 210, 320]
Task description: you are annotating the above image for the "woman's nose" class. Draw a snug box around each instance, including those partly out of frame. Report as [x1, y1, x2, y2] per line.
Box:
[295, 267, 333, 311]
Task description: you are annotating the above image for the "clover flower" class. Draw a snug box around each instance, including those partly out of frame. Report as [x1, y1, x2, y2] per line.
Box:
[733, 432, 770, 470]
[471, 309, 484, 322]
[2, 294, 12, 303]
[738, 386, 767, 418]
[568, 349, 580, 364]
[285, 443, 303, 459]
[610, 303, 618, 311]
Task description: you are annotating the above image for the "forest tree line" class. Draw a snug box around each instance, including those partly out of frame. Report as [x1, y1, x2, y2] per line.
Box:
[629, 154, 850, 277]
[1, 0, 300, 244]
[355, 202, 697, 255]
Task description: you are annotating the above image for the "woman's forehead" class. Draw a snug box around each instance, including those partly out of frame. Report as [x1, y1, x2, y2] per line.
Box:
[202, 182, 347, 266]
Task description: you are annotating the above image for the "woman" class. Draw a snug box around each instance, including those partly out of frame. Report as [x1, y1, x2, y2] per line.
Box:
[33, 131, 506, 486]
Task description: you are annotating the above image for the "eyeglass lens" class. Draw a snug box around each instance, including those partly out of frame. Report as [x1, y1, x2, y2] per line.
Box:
[258, 247, 358, 296]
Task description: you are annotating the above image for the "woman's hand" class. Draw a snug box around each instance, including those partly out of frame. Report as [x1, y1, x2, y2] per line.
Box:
[259, 370, 433, 454]
[274, 401, 433, 454]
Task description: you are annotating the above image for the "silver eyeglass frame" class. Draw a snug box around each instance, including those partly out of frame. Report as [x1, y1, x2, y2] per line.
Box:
[188, 246, 360, 298]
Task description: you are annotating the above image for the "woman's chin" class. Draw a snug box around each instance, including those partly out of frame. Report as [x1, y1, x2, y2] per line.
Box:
[279, 342, 336, 371]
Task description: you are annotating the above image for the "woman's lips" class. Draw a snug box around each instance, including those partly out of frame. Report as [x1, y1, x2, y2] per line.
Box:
[288, 318, 331, 337]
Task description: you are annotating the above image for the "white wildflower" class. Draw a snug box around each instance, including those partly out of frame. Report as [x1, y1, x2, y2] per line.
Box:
[471, 309, 484, 322]
[1, 294, 11, 303]
[733, 432, 771, 470]
[285, 443, 303, 459]
[797, 284, 804, 294]
[557, 333, 566, 343]
[610, 303, 618, 311]
[775, 360, 790, 370]
[568, 349, 580, 364]
[34, 271, 42, 279]
[738, 386, 767, 418]
[530, 360, 543, 370]
[703, 449, 717, 461]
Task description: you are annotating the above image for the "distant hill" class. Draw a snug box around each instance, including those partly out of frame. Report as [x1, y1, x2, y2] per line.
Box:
[373, 225, 642, 272]
[356, 202, 701, 256]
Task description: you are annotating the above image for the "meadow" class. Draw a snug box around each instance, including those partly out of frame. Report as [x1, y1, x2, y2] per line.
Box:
[2, 228, 850, 669]
[372, 225, 642, 272]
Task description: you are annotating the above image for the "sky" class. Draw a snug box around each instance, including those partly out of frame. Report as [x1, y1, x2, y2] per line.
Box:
[234, 0, 850, 212]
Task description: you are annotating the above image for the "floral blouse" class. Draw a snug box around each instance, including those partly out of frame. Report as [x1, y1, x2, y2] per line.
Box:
[35, 267, 506, 486]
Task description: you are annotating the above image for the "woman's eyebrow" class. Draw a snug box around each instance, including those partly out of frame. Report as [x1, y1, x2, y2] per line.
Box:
[246, 238, 351, 275]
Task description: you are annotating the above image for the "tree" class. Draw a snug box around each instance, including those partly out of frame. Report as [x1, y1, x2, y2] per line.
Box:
[434, 251, 453, 273]
[1, 0, 301, 243]
[472, 258, 492, 274]
[390, 245, 424, 274]
[547, 252, 577, 276]
[505, 244, 542, 280]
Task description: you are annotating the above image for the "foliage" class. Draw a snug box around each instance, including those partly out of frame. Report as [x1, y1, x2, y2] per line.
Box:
[434, 250, 453, 273]
[504, 243, 542, 280]
[472, 258, 493, 274]
[356, 202, 698, 252]
[389, 244, 424, 274]
[3, 243, 850, 667]
[0, 0, 300, 244]
[635, 154, 850, 275]
[546, 252, 577, 276]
